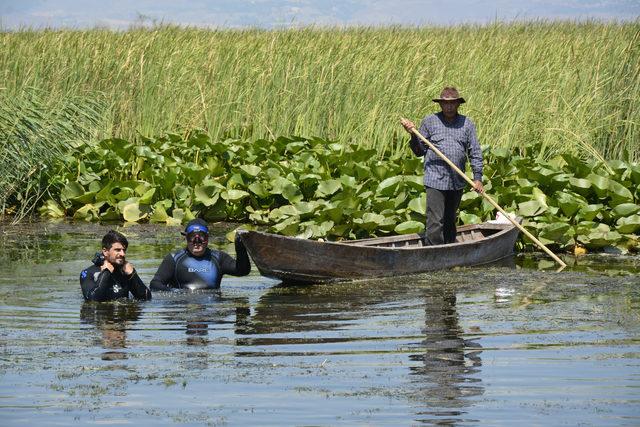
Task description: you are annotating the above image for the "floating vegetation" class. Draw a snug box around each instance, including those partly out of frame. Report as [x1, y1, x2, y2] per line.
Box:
[35, 131, 640, 252]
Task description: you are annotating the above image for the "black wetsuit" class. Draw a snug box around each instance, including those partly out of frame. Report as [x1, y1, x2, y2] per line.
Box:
[150, 239, 250, 291]
[80, 265, 152, 302]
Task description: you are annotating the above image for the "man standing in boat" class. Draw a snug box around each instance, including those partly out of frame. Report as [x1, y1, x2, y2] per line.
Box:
[150, 218, 251, 291]
[80, 230, 152, 302]
[401, 86, 484, 245]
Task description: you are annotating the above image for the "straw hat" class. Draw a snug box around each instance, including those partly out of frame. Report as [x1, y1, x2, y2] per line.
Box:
[432, 87, 465, 103]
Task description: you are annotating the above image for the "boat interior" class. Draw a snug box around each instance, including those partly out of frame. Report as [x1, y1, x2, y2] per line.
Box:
[343, 223, 510, 248]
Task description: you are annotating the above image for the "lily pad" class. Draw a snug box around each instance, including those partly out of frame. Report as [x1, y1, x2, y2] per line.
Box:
[150, 204, 169, 223]
[518, 200, 547, 217]
[354, 212, 388, 231]
[616, 215, 640, 234]
[38, 200, 65, 218]
[61, 182, 84, 201]
[377, 176, 403, 197]
[611, 203, 640, 218]
[239, 164, 262, 177]
[586, 173, 610, 198]
[222, 189, 250, 202]
[407, 194, 426, 215]
[315, 179, 342, 197]
[122, 200, 145, 222]
[395, 220, 424, 234]
[568, 177, 592, 196]
[576, 204, 604, 221]
[194, 185, 221, 206]
[584, 230, 622, 248]
[248, 182, 269, 198]
[555, 191, 586, 217]
[459, 211, 481, 224]
[538, 222, 573, 242]
[608, 181, 634, 206]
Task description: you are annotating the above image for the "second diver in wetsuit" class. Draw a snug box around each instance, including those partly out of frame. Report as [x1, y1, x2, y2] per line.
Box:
[80, 229, 152, 302]
[150, 219, 251, 291]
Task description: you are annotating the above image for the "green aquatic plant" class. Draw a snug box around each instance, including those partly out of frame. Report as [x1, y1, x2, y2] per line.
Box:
[0, 88, 106, 221]
[1, 22, 639, 159]
[37, 132, 640, 252]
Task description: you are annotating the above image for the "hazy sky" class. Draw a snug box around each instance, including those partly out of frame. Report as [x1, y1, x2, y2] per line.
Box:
[1, 0, 638, 30]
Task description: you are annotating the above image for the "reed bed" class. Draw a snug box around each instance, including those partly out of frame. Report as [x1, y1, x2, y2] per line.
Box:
[0, 90, 106, 220]
[1, 21, 639, 160]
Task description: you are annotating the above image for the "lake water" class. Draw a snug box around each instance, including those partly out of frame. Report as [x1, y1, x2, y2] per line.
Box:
[1, 222, 639, 426]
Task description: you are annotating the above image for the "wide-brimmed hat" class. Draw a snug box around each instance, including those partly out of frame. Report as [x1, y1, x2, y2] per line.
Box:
[181, 218, 209, 236]
[432, 87, 465, 103]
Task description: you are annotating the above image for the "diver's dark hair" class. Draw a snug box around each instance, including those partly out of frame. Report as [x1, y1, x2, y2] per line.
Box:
[101, 230, 129, 250]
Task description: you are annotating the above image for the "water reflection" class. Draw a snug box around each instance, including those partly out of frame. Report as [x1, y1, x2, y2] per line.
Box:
[238, 280, 486, 424]
[154, 291, 251, 369]
[2, 223, 640, 426]
[409, 288, 483, 424]
[80, 301, 142, 361]
[185, 317, 209, 346]
[235, 282, 389, 346]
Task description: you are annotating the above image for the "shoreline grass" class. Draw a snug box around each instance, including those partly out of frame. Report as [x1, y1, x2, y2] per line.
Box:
[1, 21, 639, 160]
[0, 89, 106, 220]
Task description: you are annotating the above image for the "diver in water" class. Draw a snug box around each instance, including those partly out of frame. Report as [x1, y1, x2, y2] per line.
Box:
[80, 230, 152, 302]
[150, 219, 251, 291]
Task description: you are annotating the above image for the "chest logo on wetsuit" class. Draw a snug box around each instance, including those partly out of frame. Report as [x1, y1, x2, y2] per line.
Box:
[112, 284, 121, 293]
[188, 267, 209, 273]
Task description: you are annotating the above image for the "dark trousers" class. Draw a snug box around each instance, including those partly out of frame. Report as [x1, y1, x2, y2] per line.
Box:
[425, 187, 463, 245]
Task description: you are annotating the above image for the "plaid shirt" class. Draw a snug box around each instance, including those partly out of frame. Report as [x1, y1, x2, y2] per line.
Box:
[409, 112, 483, 191]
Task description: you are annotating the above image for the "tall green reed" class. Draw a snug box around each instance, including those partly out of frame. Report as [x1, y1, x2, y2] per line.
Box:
[0, 88, 106, 220]
[1, 22, 638, 160]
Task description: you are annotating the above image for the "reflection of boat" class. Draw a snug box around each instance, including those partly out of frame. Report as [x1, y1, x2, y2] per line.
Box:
[239, 222, 520, 285]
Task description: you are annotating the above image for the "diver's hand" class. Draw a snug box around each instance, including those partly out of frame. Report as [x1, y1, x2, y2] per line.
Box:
[101, 260, 115, 273]
[122, 261, 134, 276]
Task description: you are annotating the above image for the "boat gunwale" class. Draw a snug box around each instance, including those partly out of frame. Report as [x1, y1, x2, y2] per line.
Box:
[242, 222, 517, 252]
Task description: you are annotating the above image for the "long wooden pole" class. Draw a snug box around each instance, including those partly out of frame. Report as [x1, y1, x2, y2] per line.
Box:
[403, 118, 567, 269]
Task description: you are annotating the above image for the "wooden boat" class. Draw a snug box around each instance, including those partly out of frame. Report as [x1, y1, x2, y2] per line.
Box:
[238, 221, 520, 285]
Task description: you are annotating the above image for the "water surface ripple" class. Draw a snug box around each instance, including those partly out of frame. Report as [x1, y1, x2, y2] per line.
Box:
[0, 223, 639, 425]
